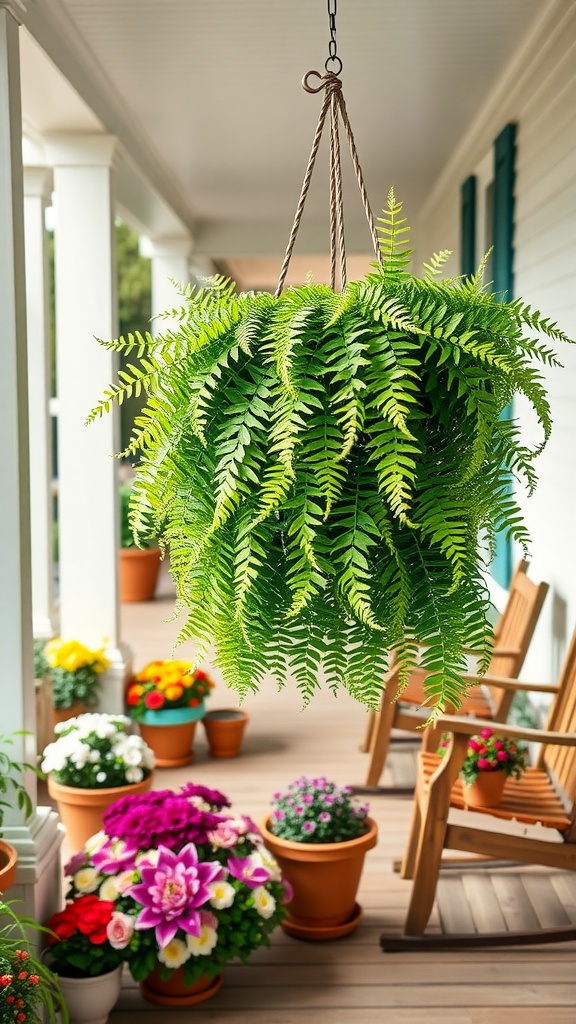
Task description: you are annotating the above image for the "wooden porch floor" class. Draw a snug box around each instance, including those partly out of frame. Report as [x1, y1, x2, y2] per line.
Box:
[103, 564, 576, 1022]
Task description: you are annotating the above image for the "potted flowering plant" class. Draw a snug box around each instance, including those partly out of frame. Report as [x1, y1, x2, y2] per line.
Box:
[438, 726, 528, 807]
[260, 776, 378, 940]
[41, 713, 155, 851]
[44, 637, 110, 723]
[60, 783, 290, 1007]
[126, 661, 214, 767]
[44, 888, 132, 1024]
[119, 481, 161, 603]
[0, 898, 68, 1024]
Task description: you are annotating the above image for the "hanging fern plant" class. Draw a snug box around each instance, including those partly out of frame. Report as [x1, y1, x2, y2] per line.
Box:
[88, 191, 571, 714]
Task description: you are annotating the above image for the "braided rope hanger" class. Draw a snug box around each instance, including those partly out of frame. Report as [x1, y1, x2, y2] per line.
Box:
[275, 70, 382, 298]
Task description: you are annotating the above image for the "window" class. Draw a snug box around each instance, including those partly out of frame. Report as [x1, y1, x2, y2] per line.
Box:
[460, 124, 517, 592]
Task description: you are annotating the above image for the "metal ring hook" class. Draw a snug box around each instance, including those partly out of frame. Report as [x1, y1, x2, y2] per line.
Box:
[325, 55, 343, 76]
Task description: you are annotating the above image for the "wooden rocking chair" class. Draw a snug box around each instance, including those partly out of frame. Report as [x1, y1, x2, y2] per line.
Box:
[381, 625, 576, 950]
[359, 560, 548, 790]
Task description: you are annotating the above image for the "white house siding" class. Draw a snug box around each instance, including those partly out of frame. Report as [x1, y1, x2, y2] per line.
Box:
[413, 0, 576, 695]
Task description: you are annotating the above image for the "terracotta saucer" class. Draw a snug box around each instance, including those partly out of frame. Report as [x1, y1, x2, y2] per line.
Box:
[141, 972, 223, 1006]
[282, 901, 363, 941]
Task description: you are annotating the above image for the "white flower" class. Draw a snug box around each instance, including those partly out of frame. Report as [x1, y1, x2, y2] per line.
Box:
[135, 849, 159, 868]
[84, 830, 108, 855]
[88, 749, 101, 763]
[95, 771, 107, 783]
[115, 869, 137, 894]
[208, 880, 236, 909]
[125, 766, 144, 783]
[73, 867, 100, 893]
[252, 886, 276, 920]
[186, 925, 218, 956]
[85, 832, 107, 854]
[157, 938, 191, 969]
[250, 849, 282, 882]
[99, 876, 120, 901]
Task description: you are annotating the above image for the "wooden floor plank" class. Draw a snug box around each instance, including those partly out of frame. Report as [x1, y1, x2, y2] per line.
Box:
[461, 874, 508, 933]
[550, 873, 576, 921]
[521, 874, 572, 928]
[437, 874, 477, 933]
[488, 873, 542, 932]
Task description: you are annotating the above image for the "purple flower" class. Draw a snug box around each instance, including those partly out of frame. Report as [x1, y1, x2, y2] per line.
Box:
[92, 839, 138, 875]
[179, 782, 231, 809]
[294, 805, 305, 815]
[318, 811, 331, 823]
[281, 877, 294, 904]
[302, 821, 316, 834]
[322, 794, 334, 804]
[227, 856, 270, 889]
[64, 850, 87, 876]
[272, 809, 286, 821]
[128, 843, 223, 947]
[303, 794, 314, 805]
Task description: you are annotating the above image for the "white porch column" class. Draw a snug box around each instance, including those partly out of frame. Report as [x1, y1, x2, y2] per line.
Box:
[0, 0, 62, 921]
[140, 235, 192, 332]
[46, 133, 131, 713]
[24, 165, 56, 640]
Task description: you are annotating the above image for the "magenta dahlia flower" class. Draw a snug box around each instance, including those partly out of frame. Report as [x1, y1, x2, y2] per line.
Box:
[128, 843, 224, 947]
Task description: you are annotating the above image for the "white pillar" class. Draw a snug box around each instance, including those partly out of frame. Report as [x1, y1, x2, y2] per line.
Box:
[46, 133, 132, 712]
[24, 165, 56, 640]
[140, 235, 192, 333]
[0, 0, 62, 922]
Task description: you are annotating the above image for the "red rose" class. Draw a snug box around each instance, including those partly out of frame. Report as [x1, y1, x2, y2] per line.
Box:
[144, 690, 164, 710]
[75, 895, 114, 936]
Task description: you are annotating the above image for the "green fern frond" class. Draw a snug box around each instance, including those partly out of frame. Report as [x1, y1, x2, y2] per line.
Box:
[88, 193, 573, 712]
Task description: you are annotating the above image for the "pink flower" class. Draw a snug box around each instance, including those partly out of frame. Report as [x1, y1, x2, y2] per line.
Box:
[227, 856, 270, 889]
[207, 821, 243, 849]
[496, 750, 509, 762]
[480, 728, 493, 740]
[477, 757, 489, 770]
[467, 739, 481, 752]
[281, 877, 294, 904]
[106, 911, 134, 949]
[128, 843, 224, 948]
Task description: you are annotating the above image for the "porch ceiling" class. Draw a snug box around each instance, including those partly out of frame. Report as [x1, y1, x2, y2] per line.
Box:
[20, 0, 545, 288]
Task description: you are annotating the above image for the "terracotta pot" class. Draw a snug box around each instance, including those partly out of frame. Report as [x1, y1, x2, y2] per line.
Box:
[138, 703, 206, 767]
[52, 701, 90, 731]
[202, 708, 248, 758]
[260, 815, 378, 940]
[56, 964, 122, 1024]
[0, 838, 18, 893]
[464, 770, 507, 809]
[119, 546, 161, 603]
[141, 966, 223, 1006]
[47, 774, 153, 851]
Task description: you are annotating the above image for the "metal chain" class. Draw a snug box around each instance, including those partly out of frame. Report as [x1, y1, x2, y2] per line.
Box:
[325, 0, 342, 75]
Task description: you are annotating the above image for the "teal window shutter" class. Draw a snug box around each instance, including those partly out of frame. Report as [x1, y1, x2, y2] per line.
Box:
[460, 175, 476, 278]
[491, 123, 516, 589]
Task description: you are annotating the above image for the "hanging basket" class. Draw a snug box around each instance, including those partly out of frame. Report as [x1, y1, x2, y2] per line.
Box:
[88, 70, 573, 716]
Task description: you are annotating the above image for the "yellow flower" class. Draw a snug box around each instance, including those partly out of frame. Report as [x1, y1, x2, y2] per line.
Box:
[165, 684, 184, 701]
[157, 938, 190, 969]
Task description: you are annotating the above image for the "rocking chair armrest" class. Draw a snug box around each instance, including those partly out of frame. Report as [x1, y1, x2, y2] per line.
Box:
[461, 673, 560, 694]
[461, 646, 521, 658]
[434, 713, 576, 748]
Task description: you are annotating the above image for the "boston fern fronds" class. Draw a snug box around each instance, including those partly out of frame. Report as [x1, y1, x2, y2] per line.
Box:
[88, 190, 572, 716]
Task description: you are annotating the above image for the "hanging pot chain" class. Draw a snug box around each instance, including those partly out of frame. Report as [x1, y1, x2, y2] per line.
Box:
[326, 0, 342, 75]
[275, 72, 382, 297]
